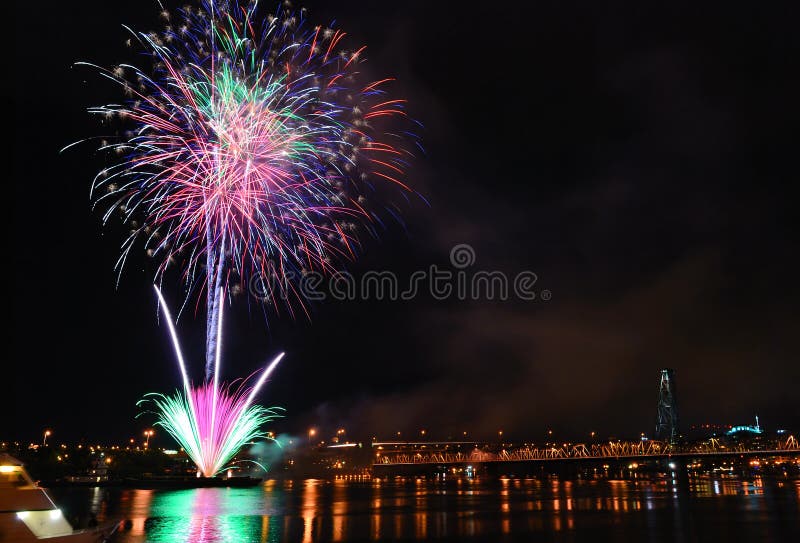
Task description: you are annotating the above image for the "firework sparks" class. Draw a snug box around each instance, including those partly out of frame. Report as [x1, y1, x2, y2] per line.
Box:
[76, 0, 418, 337]
[77, 0, 418, 477]
[138, 383, 284, 477]
[148, 285, 285, 477]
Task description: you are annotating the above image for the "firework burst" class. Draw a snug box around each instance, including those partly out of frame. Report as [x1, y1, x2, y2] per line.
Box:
[76, 0, 418, 477]
[77, 0, 418, 332]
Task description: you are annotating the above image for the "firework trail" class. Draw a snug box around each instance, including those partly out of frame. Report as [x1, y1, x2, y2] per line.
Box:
[75, 0, 417, 476]
[141, 286, 284, 476]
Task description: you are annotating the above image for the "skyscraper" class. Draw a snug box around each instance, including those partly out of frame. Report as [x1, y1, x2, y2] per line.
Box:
[656, 368, 679, 443]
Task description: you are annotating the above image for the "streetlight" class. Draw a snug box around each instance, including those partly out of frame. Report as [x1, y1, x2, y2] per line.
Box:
[308, 428, 316, 444]
[498, 430, 504, 441]
[144, 430, 154, 448]
[420, 429, 426, 438]
[42, 430, 52, 447]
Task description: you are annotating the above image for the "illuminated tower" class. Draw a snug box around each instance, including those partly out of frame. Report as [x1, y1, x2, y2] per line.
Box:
[655, 368, 679, 443]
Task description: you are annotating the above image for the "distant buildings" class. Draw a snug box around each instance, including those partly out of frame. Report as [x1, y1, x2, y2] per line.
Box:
[727, 416, 763, 436]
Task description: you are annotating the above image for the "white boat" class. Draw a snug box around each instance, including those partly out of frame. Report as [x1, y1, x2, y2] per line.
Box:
[0, 454, 118, 542]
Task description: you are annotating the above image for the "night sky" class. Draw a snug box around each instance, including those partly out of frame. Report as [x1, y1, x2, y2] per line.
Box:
[9, 1, 800, 445]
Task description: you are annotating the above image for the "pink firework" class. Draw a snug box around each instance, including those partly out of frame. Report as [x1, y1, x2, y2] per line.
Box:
[75, 0, 419, 338]
[78, 1, 419, 477]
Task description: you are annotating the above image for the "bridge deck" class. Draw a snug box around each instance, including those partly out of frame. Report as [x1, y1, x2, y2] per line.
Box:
[373, 437, 800, 466]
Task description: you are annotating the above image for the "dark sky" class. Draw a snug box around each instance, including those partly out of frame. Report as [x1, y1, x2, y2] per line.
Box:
[9, 1, 800, 445]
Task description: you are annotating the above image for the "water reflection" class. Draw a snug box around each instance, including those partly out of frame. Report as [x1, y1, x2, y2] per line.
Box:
[51, 474, 800, 543]
[370, 494, 380, 541]
[332, 479, 346, 542]
[124, 488, 153, 538]
[301, 480, 317, 543]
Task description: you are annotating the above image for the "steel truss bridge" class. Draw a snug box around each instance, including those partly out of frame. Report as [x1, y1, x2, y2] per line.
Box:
[373, 435, 800, 466]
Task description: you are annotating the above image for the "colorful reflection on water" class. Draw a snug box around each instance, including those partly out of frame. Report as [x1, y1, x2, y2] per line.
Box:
[51, 475, 800, 542]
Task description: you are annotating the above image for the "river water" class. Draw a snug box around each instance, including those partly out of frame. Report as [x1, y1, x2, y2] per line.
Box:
[50, 475, 799, 542]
